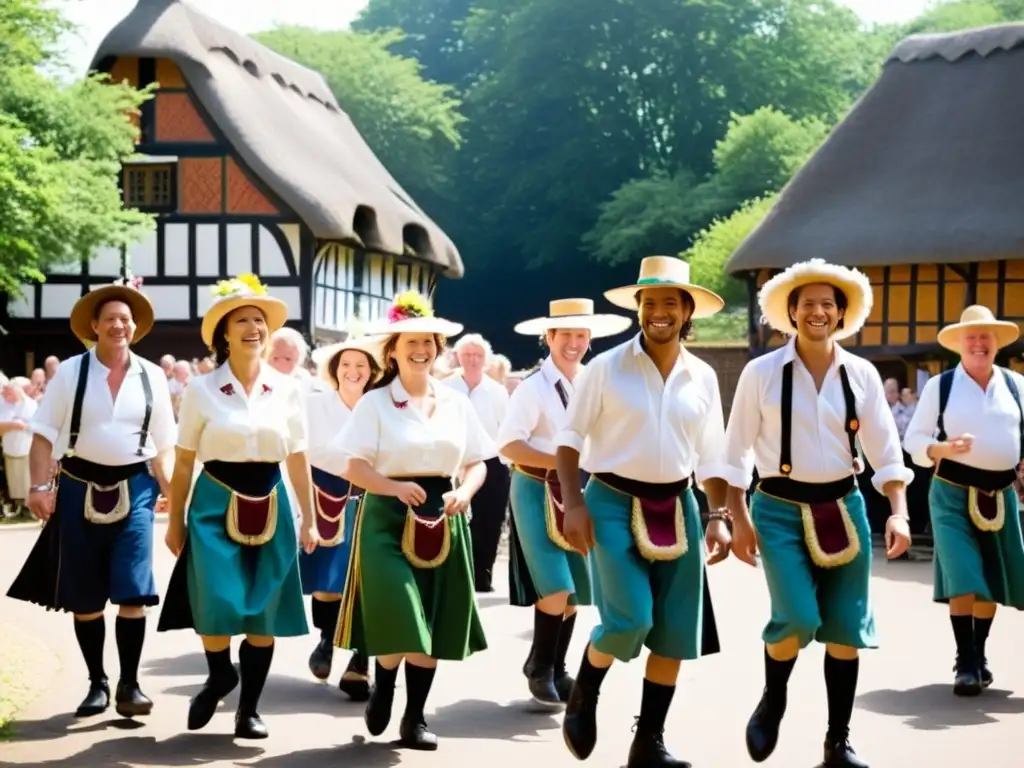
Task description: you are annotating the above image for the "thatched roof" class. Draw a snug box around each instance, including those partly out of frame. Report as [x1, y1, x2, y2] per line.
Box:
[93, 0, 463, 276]
[726, 23, 1024, 275]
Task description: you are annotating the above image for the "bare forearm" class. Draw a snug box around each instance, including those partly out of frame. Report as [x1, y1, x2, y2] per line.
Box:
[151, 448, 174, 498]
[556, 446, 583, 507]
[168, 460, 194, 526]
[883, 481, 908, 516]
[460, 461, 488, 497]
[28, 434, 53, 486]
[701, 477, 728, 511]
[500, 441, 557, 471]
[285, 452, 314, 525]
[343, 458, 395, 497]
[726, 485, 751, 521]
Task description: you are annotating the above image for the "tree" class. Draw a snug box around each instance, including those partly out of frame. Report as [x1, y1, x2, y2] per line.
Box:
[903, 0, 1007, 34]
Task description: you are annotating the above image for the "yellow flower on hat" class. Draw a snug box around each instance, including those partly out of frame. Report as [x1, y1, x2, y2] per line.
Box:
[212, 273, 269, 298]
[236, 272, 268, 295]
[389, 291, 434, 322]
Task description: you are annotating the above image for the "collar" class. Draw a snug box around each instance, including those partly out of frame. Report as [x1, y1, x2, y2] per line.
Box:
[389, 375, 443, 404]
[215, 360, 274, 397]
[782, 336, 848, 371]
[629, 332, 690, 371]
[540, 355, 579, 390]
[89, 349, 142, 377]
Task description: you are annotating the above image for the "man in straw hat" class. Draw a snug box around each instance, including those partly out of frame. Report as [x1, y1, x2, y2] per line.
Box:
[7, 275, 176, 721]
[554, 257, 732, 767]
[723, 259, 912, 768]
[497, 298, 631, 709]
[903, 305, 1024, 697]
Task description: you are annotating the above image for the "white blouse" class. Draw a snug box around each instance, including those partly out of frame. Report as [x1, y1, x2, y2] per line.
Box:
[443, 374, 509, 441]
[329, 377, 497, 478]
[306, 390, 353, 472]
[497, 356, 580, 457]
[176, 362, 308, 464]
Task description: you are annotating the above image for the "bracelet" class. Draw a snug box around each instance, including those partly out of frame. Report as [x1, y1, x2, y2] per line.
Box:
[888, 514, 910, 521]
[707, 508, 732, 522]
[29, 483, 53, 494]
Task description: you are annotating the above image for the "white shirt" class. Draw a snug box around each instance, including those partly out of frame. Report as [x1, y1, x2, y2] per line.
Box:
[326, 377, 497, 478]
[443, 374, 509, 441]
[0, 397, 37, 457]
[555, 334, 729, 484]
[306, 390, 353, 472]
[724, 338, 913, 492]
[176, 362, 308, 463]
[497, 356, 579, 457]
[903, 364, 1024, 472]
[31, 350, 176, 465]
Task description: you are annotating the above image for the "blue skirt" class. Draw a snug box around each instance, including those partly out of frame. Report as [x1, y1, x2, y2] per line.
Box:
[300, 466, 358, 595]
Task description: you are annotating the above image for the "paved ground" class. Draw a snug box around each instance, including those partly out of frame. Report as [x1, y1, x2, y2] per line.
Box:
[1, 520, 1023, 767]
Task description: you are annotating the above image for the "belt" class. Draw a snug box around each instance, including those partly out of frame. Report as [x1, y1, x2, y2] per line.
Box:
[758, 475, 855, 504]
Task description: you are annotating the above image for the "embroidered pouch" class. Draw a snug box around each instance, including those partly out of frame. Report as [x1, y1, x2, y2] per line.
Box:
[631, 495, 687, 562]
[226, 487, 279, 546]
[799, 498, 860, 568]
[967, 486, 1005, 533]
[84, 481, 130, 525]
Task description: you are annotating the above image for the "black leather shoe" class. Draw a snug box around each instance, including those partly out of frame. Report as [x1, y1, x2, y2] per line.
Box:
[627, 726, 691, 767]
[75, 680, 110, 717]
[953, 656, 982, 697]
[114, 681, 153, 717]
[527, 663, 563, 709]
[823, 733, 869, 767]
[339, 653, 371, 701]
[188, 667, 240, 731]
[562, 682, 599, 760]
[398, 716, 439, 750]
[234, 710, 268, 739]
[980, 657, 994, 688]
[364, 681, 396, 736]
[745, 689, 785, 762]
[554, 670, 574, 703]
[308, 636, 333, 681]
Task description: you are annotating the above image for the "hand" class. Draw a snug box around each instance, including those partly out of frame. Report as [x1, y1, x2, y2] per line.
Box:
[730, 514, 759, 567]
[704, 518, 732, 565]
[391, 481, 427, 507]
[442, 488, 471, 516]
[8, 420, 26, 431]
[154, 496, 169, 515]
[165, 518, 186, 557]
[563, 501, 596, 555]
[932, 434, 974, 460]
[885, 515, 912, 559]
[300, 521, 320, 554]
[27, 489, 55, 522]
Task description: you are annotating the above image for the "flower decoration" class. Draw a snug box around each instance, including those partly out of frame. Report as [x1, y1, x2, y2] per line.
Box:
[387, 291, 433, 324]
[220, 383, 235, 396]
[261, 383, 273, 395]
[114, 273, 144, 291]
[392, 397, 409, 409]
[212, 272, 269, 298]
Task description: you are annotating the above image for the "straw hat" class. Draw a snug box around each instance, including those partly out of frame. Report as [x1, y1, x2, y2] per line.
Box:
[603, 256, 724, 318]
[758, 259, 872, 342]
[513, 298, 632, 338]
[70, 276, 155, 344]
[311, 334, 385, 387]
[201, 273, 288, 348]
[937, 305, 1020, 352]
[368, 290, 463, 337]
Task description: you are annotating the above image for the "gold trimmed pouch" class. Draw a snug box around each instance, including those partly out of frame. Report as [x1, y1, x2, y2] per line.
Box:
[84, 480, 130, 525]
[630, 495, 687, 562]
[314, 485, 348, 547]
[544, 475, 576, 552]
[226, 487, 279, 546]
[401, 509, 451, 568]
[800, 498, 860, 568]
[967, 486, 1005, 533]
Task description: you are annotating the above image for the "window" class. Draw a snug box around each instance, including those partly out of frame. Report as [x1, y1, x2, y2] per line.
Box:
[123, 165, 174, 210]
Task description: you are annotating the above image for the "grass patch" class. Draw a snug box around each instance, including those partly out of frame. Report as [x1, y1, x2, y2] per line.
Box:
[691, 309, 748, 344]
[0, 622, 53, 739]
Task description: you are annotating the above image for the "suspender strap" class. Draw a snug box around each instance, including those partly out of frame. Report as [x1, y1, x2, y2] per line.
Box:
[936, 369, 955, 442]
[554, 379, 569, 409]
[838, 365, 860, 465]
[67, 352, 91, 456]
[779, 361, 860, 476]
[998, 367, 1024, 462]
[136, 354, 154, 457]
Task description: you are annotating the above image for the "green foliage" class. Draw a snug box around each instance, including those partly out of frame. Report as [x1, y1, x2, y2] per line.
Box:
[904, 0, 1007, 34]
[690, 310, 750, 344]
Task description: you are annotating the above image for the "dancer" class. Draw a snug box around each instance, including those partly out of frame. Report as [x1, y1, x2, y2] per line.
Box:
[302, 333, 383, 701]
[158, 274, 318, 739]
[333, 291, 493, 751]
[498, 298, 631, 707]
[725, 259, 912, 768]
[555, 257, 731, 767]
[903, 305, 1024, 696]
[7, 277, 175, 718]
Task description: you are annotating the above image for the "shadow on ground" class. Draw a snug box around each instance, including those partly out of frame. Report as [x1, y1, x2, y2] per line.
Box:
[858, 684, 1024, 729]
[0, 732, 263, 767]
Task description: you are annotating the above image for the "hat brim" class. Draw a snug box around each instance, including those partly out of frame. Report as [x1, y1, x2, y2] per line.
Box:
[70, 285, 155, 344]
[368, 316, 463, 337]
[937, 321, 1020, 352]
[513, 313, 632, 338]
[758, 261, 873, 341]
[603, 282, 725, 318]
[201, 296, 289, 348]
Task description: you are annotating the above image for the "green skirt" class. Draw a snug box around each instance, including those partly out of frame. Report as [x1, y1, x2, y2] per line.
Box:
[335, 477, 487, 660]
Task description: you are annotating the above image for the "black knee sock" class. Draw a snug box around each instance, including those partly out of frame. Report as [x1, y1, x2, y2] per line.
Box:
[974, 616, 994, 660]
[823, 653, 859, 741]
[204, 646, 235, 684]
[73, 617, 107, 683]
[763, 647, 796, 707]
[114, 616, 146, 685]
[554, 613, 577, 676]
[403, 662, 437, 724]
[950, 614, 975, 661]
[238, 640, 274, 715]
[311, 597, 339, 640]
[374, 659, 399, 690]
[637, 679, 675, 735]
[529, 608, 564, 671]
[575, 645, 610, 692]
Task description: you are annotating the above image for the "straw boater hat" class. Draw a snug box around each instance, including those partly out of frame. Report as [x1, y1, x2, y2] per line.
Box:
[758, 259, 872, 342]
[603, 256, 725, 318]
[70, 275, 155, 344]
[311, 332, 385, 387]
[937, 305, 1020, 352]
[513, 298, 632, 338]
[369, 291, 463, 337]
[200, 273, 288, 348]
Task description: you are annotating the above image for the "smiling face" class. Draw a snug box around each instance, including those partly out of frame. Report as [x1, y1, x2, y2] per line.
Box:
[637, 287, 692, 346]
[391, 333, 438, 377]
[223, 306, 269, 359]
[547, 328, 590, 369]
[457, 342, 487, 377]
[334, 349, 375, 394]
[91, 300, 136, 351]
[959, 329, 997, 374]
[789, 283, 845, 343]
[268, 337, 300, 374]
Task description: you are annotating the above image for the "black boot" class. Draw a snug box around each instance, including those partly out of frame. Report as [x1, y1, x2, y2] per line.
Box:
[114, 616, 152, 717]
[339, 651, 371, 701]
[73, 616, 110, 717]
[627, 679, 689, 767]
[398, 662, 438, 751]
[562, 645, 609, 761]
[234, 640, 273, 739]
[746, 648, 796, 762]
[950, 614, 981, 696]
[822, 653, 868, 768]
[525, 608, 564, 708]
[554, 613, 577, 702]
[364, 660, 399, 736]
[974, 616, 994, 688]
[308, 597, 338, 681]
[188, 647, 239, 731]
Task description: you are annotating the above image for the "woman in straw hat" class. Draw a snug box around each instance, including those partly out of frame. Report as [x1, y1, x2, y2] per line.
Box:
[723, 259, 912, 768]
[300, 332, 383, 700]
[332, 291, 494, 751]
[157, 273, 318, 739]
[554, 257, 730, 768]
[496, 298, 630, 709]
[903, 305, 1024, 697]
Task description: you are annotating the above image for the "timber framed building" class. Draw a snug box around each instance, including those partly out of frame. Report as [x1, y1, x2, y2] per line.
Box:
[0, 0, 462, 372]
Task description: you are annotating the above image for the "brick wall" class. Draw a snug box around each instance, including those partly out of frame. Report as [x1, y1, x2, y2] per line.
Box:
[688, 343, 750, 420]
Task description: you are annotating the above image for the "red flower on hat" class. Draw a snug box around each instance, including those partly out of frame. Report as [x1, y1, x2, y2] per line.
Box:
[220, 383, 235, 396]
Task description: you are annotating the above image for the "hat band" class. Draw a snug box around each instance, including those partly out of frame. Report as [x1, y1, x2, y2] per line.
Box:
[637, 277, 685, 286]
[546, 313, 598, 320]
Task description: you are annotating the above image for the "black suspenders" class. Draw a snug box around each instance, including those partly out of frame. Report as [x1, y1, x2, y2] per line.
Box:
[67, 352, 154, 458]
[937, 366, 1024, 462]
[779, 361, 860, 476]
